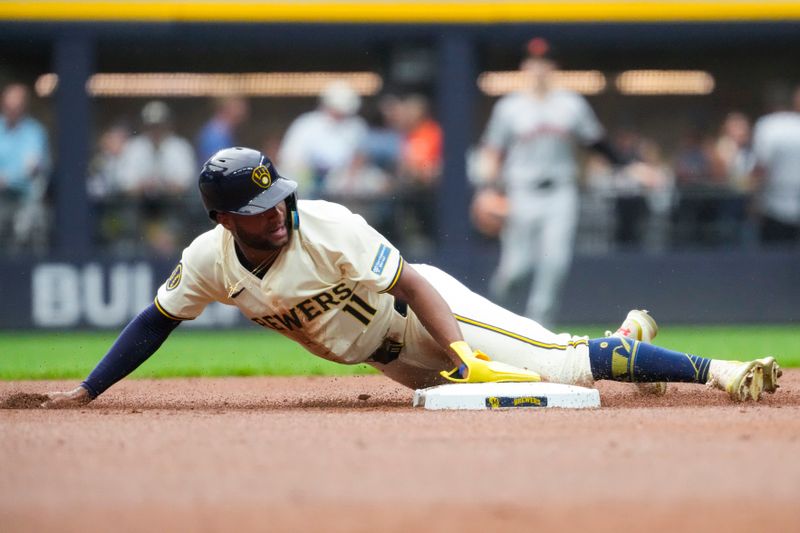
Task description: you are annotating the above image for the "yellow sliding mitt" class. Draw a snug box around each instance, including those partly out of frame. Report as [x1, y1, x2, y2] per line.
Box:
[440, 341, 542, 383]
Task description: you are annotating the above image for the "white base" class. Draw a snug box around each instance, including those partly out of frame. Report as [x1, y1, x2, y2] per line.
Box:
[412, 382, 600, 410]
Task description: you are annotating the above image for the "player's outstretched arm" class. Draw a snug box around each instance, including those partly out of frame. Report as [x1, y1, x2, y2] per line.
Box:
[41, 303, 182, 408]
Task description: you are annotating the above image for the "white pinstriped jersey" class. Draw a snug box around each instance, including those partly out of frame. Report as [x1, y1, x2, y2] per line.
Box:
[155, 200, 592, 389]
[155, 200, 404, 364]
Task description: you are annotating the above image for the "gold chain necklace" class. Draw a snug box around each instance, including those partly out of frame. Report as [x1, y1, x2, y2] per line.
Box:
[226, 250, 277, 299]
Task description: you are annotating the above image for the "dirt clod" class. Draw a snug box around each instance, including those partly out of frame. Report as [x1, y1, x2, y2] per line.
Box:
[1, 392, 49, 409]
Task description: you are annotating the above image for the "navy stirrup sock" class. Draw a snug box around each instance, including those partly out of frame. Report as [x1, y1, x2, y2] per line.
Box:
[588, 337, 712, 383]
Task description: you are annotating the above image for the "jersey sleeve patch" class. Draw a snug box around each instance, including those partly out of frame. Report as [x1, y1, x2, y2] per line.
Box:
[166, 262, 183, 291]
[371, 244, 391, 275]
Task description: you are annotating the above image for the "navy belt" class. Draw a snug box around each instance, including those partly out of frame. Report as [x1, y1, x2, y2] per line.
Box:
[367, 339, 404, 365]
[367, 298, 407, 365]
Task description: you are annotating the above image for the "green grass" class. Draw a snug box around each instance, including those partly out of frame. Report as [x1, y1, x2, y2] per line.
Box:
[0, 325, 797, 380]
[572, 324, 799, 366]
[0, 330, 377, 380]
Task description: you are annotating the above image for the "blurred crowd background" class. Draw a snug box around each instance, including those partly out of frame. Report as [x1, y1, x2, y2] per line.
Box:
[1, 2, 799, 326]
[3, 41, 799, 259]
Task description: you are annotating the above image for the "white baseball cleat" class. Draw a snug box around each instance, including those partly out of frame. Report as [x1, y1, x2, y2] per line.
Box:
[707, 360, 765, 402]
[605, 309, 659, 343]
[756, 356, 781, 393]
[606, 310, 666, 396]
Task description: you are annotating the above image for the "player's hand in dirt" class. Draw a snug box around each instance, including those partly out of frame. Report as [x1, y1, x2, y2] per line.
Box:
[41, 386, 94, 408]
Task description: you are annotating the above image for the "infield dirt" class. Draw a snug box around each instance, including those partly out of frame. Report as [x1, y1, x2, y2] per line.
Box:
[2, 372, 799, 532]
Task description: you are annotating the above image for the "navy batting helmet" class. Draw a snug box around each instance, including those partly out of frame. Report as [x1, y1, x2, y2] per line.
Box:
[198, 147, 299, 227]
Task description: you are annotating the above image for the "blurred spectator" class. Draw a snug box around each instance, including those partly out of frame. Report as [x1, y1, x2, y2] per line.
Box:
[277, 80, 368, 198]
[362, 93, 404, 173]
[118, 101, 196, 197]
[356, 93, 405, 243]
[590, 129, 651, 248]
[395, 93, 443, 254]
[111, 100, 197, 256]
[322, 149, 394, 234]
[671, 127, 725, 246]
[586, 132, 674, 250]
[321, 94, 404, 239]
[87, 122, 131, 199]
[752, 84, 800, 245]
[712, 111, 756, 193]
[195, 96, 249, 163]
[0, 83, 50, 254]
[710, 111, 756, 245]
[673, 128, 719, 189]
[399, 94, 442, 182]
[87, 122, 132, 248]
[629, 139, 676, 250]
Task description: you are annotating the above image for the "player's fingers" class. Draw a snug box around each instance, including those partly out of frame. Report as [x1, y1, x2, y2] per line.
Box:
[440, 364, 469, 383]
[40, 388, 92, 408]
[40, 391, 67, 408]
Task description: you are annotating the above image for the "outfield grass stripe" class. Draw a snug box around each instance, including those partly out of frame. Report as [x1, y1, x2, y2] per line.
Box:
[0, 330, 377, 380]
[0, 325, 798, 380]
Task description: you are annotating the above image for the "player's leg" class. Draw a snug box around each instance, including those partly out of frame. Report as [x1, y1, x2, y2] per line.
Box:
[604, 310, 781, 398]
[412, 263, 595, 386]
[525, 188, 578, 328]
[489, 206, 536, 310]
[404, 264, 780, 401]
[587, 336, 780, 401]
[607, 309, 667, 395]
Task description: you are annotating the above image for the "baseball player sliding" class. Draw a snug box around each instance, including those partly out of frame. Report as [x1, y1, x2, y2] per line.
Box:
[43, 147, 780, 407]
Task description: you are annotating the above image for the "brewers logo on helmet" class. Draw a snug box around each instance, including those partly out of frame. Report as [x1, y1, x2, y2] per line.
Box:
[251, 165, 272, 189]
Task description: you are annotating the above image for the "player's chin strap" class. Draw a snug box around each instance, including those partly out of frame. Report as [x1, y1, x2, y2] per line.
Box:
[440, 341, 542, 383]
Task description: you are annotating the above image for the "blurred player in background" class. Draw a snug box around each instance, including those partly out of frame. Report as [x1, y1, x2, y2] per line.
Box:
[752, 84, 800, 244]
[473, 38, 626, 327]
